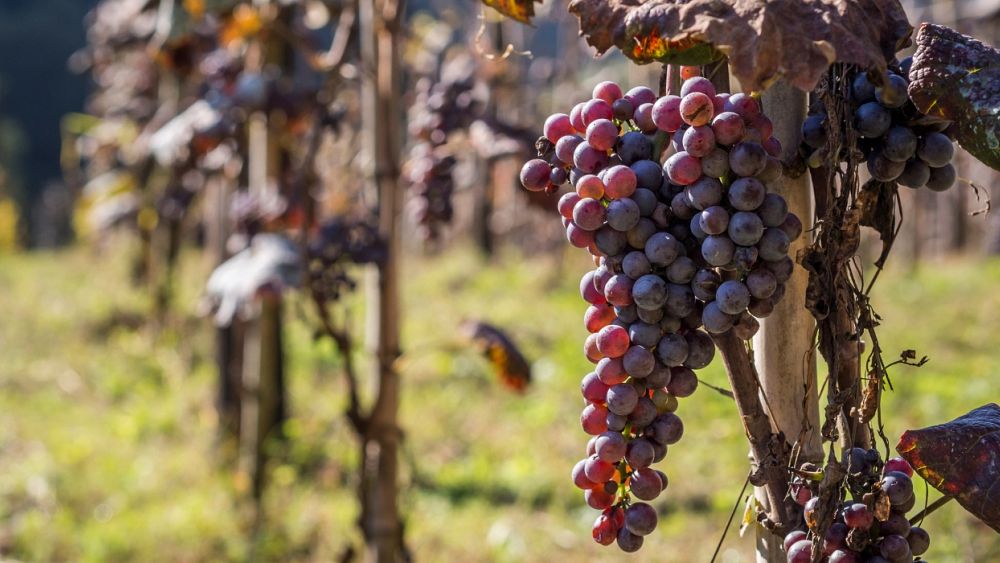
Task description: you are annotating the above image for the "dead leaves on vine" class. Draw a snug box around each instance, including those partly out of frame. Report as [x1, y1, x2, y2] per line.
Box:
[564, 0, 911, 92]
[481, 0, 542, 24]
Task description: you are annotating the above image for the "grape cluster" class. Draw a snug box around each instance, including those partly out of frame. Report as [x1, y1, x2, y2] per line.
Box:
[785, 454, 930, 563]
[404, 76, 481, 241]
[802, 60, 957, 192]
[521, 69, 801, 552]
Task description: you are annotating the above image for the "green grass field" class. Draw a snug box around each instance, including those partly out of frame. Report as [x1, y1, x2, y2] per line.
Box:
[1, 243, 998, 562]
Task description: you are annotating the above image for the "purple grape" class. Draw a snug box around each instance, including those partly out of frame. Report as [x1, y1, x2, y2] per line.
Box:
[631, 188, 658, 216]
[879, 534, 911, 561]
[627, 218, 657, 249]
[685, 176, 724, 210]
[880, 472, 914, 506]
[917, 132, 954, 167]
[711, 111, 745, 146]
[595, 226, 628, 255]
[666, 256, 696, 284]
[716, 280, 751, 314]
[520, 159, 551, 191]
[824, 522, 849, 555]
[664, 151, 702, 185]
[925, 162, 956, 191]
[573, 141, 610, 173]
[650, 413, 684, 444]
[758, 228, 790, 261]
[683, 125, 716, 157]
[729, 142, 768, 176]
[882, 126, 918, 162]
[644, 232, 682, 266]
[724, 93, 760, 119]
[854, 102, 891, 138]
[783, 530, 807, 552]
[728, 177, 767, 211]
[907, 527, 930, 556]
[626, 86, 657, 107]
[757, 156, 783, 182]
[779, 213, 803, 242]
[787, 539, 813, 563]
[733, 245, 759, 271]
[652, 95, 683, 132]
[629, 467, 663, 501]
[663, 283, 695, 318]
[617, 130, 654, 164]
[573, 198, 606, 231]
[702, 235, 735, 266]
[732, 311, 759, 340]
[757, 193, 788, 226]
[612, 98, 634, 120]
[616, 527, 644, 552]
[746, 268, 777, 299]
[624, 345, 656, 378]
[691, 268, 721, 301]
[875, 73, 908, 108]
[607, 383, 639, 415]
[867, 153, 906, 182]
[701, 147, 731, 178]
[851, 72, 876, 103]
[607, 198, 641, 231]
[631, 159, 663, 189]
[802, 113, 827, 149]
[728, 211, 765, 246]
[684, 330, 715, 369]
[656, 333, 689, 367]
[689, 214, 707, 239]
[897, 159, 931, 188]
[623, 251, 652, 278]
[629, 322, 661, 348]
[699, 206, 730, 235]
[594, 431, 626, 462]
[624, 502, 658, 536]
[702, 301, 736, 334]
[670, 192, 696, 220]
[626, 437, 655, 469]
[632, 274, 668, 310]
[680, 76, 717, 98]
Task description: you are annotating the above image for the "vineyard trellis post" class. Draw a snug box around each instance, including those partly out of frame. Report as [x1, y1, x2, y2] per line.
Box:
[752, 79, 822, 562]
[360, 0, 405, 559]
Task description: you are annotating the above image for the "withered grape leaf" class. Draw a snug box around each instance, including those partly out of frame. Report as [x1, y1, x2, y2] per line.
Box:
[908, 23, 1000, 171]
[566, 0, 912, 92]
[897, 403, 1000, 533]
[481, 0, 542, 24]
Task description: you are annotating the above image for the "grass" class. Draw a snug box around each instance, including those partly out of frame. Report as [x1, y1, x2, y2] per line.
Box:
[0, 241, 998, 562]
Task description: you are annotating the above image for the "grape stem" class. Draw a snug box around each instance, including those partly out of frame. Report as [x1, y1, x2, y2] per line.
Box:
[711, 330, 791, 536]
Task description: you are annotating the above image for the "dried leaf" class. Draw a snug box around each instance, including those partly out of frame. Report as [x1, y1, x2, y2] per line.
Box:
[873, 491, 892, 521]
[858, 373, 880, 424]
[566, 0, 911, 92]
[460, 320, 532, 392]
[856, 179, 898, 269]
[481, 0, 542, 24]
[908, 23, 1000, 171]
[897, 404, 1000, 533]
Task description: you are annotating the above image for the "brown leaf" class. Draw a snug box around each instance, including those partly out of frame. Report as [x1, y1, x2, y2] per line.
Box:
[566, 0, 912, 92]
[481, 0, 542, 24]
[908, 23, 1000, 171]
[897, 404, 1000, 533]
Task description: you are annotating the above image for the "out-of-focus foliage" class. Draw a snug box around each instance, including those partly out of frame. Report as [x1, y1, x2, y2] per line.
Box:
[3, 246, 1000, 561]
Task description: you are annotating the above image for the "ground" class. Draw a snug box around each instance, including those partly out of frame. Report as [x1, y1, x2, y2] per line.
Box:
[1, 242, 998, 562]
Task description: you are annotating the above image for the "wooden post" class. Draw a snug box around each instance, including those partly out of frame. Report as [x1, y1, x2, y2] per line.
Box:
[360, 0, 404, 560]
[753, 80, 822, 561]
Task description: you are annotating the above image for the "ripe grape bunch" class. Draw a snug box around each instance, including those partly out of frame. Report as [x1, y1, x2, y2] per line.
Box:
[785, 453, 930, 563]
[520, 69, 802, 552]
[802, 59, 957, 192]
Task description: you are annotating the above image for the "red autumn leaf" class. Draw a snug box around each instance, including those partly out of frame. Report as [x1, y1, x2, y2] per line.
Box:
[908, 23, 1000, 171]
[896, 403, 1000, 533]
[481, 0, 543, 24]
[566, 0, 912, 92]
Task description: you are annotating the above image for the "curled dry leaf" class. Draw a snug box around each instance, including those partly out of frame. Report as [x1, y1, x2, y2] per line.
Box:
[460, 320, 532, 392]
[566, 0, 911, 92]
[897, 403, 1000, 533]
[908, 23, 1000, 171]
[481, 0, 542, 24]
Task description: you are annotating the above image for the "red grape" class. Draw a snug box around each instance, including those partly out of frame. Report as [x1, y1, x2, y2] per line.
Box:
[604, 165, 638, 199]
[679, 92, 714, 126]
[586, 118, 619, 152]
[544, 113, 576, 143]
[583, 99, 614, 126]
[581, 403, 609, 435]
[596, 324, 630, 358]
[652, 95, 683, 132]
[664, 151, 702, 186]
[520, 159, 551, 191]
[592, 81, 623, 104]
